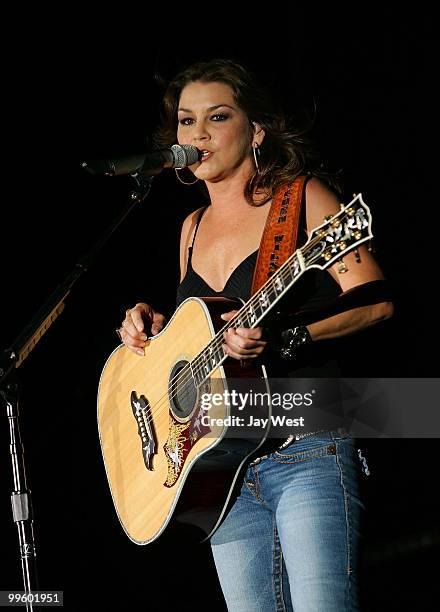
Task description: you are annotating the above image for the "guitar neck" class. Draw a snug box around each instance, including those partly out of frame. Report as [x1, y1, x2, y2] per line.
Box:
[190, 194, 372, 387]
[190, 250, 305, 386]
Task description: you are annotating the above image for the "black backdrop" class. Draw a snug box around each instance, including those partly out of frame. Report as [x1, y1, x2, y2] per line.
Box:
[1, 12, 437, 611]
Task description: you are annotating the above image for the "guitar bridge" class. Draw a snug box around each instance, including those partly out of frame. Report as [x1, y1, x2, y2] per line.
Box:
[130, 391, 157, 470]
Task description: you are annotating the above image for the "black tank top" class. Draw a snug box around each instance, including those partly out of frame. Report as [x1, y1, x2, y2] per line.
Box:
[176, 206, 257, 307]
[175, 204, 342, 377]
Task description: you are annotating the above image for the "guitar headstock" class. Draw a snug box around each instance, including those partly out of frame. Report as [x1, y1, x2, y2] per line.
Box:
[304, 193, 373, 270]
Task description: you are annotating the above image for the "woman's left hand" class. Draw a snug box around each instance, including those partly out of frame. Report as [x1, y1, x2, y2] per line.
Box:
[221, 310, 267, 361]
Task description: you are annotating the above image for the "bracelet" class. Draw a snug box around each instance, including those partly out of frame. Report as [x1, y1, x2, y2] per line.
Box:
[279, 325, 313, 361]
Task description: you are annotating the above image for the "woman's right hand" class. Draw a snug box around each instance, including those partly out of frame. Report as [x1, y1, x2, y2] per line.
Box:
[118, 302, 166, 356]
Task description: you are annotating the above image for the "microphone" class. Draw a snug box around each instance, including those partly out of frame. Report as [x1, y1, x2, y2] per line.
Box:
[81, 144, 200, 177]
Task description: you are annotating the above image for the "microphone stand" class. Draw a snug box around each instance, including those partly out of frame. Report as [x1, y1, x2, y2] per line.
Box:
[0, 174, 154, 611]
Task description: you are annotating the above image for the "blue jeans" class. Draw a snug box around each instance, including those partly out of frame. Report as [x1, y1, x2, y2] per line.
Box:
[211, 431, 366, 611]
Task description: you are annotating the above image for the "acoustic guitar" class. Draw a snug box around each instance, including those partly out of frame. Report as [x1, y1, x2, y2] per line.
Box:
[97, 194, 372, 544]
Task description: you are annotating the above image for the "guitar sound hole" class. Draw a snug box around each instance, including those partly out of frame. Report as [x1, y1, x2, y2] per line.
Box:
[169, 360, 199, 419]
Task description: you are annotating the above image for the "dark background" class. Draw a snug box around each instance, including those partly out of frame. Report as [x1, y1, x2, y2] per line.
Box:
[1, 11, 437, 611]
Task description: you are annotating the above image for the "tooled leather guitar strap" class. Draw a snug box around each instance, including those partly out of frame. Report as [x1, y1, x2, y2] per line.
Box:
[251, 175, 309, 294]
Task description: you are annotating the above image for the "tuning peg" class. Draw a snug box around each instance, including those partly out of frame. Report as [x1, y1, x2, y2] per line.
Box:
[337, 259, 348, 274]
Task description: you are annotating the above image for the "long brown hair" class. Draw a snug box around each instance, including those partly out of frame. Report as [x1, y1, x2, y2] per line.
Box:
[154, 58, 337, 205]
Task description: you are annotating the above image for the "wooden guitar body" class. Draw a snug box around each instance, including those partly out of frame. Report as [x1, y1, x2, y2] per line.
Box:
[98, 296, 269, 544]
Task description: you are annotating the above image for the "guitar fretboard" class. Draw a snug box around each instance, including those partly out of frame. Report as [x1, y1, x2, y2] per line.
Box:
[189, 198, 370, 387]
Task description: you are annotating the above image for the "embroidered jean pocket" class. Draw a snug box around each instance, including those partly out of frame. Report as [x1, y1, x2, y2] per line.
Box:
[272, 442, 336, 464]
[357, 447, 371, 477]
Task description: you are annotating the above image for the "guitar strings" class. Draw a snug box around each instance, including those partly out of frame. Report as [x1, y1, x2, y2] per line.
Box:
[184, 206, 367, 386]
[135, 246, 310, 428]
[132, 211, 367, 429]
[135, 216, 364, 429]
